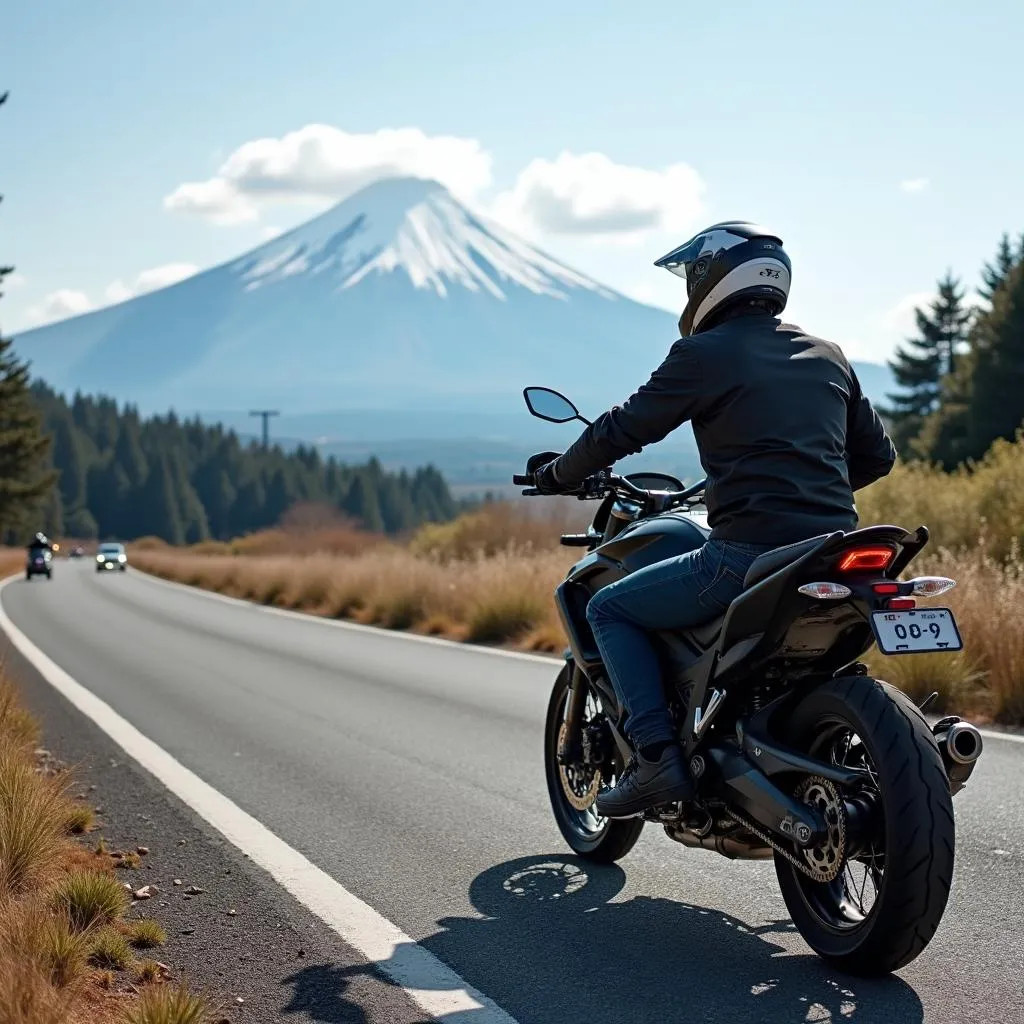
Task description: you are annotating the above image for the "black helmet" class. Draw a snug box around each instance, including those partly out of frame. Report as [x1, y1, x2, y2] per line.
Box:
[654, 221, 791, 336]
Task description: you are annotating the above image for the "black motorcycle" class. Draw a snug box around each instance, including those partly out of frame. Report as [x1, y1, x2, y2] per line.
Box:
[514, 386, 984, 976]
[26, 546, 53, 580]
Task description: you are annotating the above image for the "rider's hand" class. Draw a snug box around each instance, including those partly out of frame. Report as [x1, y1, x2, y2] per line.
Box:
[533, 460, 565, 495]
[526, 451, 562, 474]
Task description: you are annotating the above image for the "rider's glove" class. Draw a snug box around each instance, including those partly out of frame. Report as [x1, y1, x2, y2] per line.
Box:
[534, 459, 565, 495]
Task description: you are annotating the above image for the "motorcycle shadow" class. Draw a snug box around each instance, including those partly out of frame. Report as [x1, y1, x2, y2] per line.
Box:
[281, 854, 924, 1024]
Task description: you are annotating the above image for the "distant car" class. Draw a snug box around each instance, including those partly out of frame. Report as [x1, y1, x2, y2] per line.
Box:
[26, 547, 53, 580]
[69, 546, 85, 559]
[95, 543, 127, 573]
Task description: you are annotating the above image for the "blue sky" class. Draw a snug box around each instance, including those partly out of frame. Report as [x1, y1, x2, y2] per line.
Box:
[3, 0, 1021, 362]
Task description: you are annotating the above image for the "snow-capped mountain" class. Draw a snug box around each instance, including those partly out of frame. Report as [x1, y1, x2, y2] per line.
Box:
[14, 177, 677, 419]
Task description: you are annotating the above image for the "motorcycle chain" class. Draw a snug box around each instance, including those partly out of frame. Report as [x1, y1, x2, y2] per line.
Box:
[727, 776, 847, 884]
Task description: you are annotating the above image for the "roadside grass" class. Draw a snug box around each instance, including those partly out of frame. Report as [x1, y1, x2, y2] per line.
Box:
[127, 919, 167, 950]
[88, 927, 133, 970]
[0, 667, 208, 1022]
[52, 870, 131, 930]
[124, 983, 209, 1024]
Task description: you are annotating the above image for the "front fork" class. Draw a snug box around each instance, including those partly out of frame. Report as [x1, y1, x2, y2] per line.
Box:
[557, 664, 589, 765]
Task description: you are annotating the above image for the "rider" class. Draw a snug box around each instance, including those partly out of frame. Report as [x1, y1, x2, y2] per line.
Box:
[528, 222, 896, 818]
[27, 531, 52, 554]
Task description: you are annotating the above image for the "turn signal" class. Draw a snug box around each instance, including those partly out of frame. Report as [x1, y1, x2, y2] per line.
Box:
[909, 576, 957, 597]
[797, 582, 852, 600]
[837, 546, 896, 572]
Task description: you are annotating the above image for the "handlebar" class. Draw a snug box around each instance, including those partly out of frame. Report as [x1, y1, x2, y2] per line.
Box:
[513, 467, 706, 507]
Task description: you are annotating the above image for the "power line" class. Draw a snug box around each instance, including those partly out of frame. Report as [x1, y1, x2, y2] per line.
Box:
[249, 410, 280, 450]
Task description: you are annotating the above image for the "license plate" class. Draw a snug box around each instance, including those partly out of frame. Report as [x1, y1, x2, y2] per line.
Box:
[871, 608, 963, 655]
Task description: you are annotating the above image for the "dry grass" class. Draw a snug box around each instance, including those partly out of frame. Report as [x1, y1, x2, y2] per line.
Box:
[857, 435, 1024, 559]
[64, 801, 96, 836]
[123, 983, 209, 1024]
[88, 927, 133, 970]
[127, 919, 167, 950]
[0, 746, 71, 894]
[52, 871, 131, 931]
[137, 545, 571, 651]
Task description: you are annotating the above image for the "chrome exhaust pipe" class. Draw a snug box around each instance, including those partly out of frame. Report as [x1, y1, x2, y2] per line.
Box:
[945, 722, 984, 765]
[933, 716, 984, 796]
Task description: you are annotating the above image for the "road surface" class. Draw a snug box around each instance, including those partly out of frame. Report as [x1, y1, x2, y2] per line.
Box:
[3, 562, 1022, 1023]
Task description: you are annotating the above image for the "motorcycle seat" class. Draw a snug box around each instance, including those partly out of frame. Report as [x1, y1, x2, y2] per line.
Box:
[743, 535, 829, 589]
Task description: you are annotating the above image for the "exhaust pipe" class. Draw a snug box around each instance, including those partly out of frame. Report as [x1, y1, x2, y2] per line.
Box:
[933, 716, 984, 796]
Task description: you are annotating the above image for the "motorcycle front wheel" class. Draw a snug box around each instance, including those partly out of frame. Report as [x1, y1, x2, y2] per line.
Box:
[544, 664, 643, 862]
[775, 675, 955, 975]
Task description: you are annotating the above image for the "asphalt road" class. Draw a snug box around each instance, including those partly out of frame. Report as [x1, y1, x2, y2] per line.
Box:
[3, 562, 1022, 1023]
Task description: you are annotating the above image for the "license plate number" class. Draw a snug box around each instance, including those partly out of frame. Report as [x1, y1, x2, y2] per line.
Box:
[871, 608, 963, 655]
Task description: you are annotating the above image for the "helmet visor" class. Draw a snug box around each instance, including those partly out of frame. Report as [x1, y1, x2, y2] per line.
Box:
[653, 234, 713, 295]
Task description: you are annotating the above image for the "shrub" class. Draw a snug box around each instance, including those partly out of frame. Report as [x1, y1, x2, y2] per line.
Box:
[88, 926, 132, 969]
[124, 983, 209, 1024]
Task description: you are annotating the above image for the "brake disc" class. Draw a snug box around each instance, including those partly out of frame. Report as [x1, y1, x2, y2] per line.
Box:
[557, 722, 602, 811]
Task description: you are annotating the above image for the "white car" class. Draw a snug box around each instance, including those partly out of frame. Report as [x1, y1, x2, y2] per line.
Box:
[95, 543, 127, 573]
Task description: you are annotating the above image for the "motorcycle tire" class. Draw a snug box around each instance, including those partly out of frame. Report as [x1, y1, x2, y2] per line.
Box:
[775, 675, 955, 975]
[545, 664, 643, 863]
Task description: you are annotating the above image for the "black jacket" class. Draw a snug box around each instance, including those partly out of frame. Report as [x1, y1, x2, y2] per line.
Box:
[552, 312, 896, 547]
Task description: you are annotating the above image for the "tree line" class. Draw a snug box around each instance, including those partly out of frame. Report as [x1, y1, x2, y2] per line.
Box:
[885, 231, 1024, 467]
[21, 383, 458, 543]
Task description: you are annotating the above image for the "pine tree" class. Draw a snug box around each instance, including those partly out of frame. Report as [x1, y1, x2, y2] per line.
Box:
[884, 272, 971, 454]
[978, 233, 1022, 305]
[0, 92, 58, 537]
[961, 260, 1024, 460]
[138, 454, 185, 544]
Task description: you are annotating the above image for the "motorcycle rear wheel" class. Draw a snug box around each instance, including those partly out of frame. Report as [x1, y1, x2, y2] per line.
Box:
[775, 675, 955, 975]
[544, 665, 643, 862]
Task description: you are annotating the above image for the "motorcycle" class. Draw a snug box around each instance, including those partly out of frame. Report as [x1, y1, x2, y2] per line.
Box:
[25, 547, 53, 580]
[514, 386, 983, 976]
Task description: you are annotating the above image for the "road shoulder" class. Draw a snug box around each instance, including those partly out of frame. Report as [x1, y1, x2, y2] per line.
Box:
[0, 631, 430, 1024]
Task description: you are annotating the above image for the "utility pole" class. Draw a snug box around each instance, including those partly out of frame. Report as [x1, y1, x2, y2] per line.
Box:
[249, 410, 280, 450]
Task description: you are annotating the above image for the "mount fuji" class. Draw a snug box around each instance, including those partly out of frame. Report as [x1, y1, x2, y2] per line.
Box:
[14, 177, 893, 484]
[14, 177, 678, 419]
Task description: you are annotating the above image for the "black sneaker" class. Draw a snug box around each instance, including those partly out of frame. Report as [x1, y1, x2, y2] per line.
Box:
[596, 745, 694, 819]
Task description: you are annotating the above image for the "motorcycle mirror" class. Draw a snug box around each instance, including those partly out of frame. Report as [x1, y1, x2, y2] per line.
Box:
[523, 387, 590, 425]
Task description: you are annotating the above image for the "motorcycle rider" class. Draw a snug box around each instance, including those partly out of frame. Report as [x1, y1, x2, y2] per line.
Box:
[528, 222, 896, 818]
[27, 531, 52, 554]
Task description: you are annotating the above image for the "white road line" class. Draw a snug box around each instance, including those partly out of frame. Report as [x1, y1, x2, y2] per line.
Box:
[132, 569, 1024, 746]
[0, 579, 521, 1024]
[133, 565, 560, 666]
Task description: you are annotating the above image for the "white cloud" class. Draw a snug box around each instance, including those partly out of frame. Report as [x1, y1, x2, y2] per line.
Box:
[4, 271, 27, 290]
[164, 124, 493, 224]
[23, 288, 95, 327]
[491, 151, 705, 242]
[900, 177, 929, 193]
[105, 262, 199, 304]
[259, 225, 284, 241]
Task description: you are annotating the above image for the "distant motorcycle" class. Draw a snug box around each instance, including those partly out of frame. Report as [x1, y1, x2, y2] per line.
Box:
[26, 547, 53, 580]
[514, 385, 983, 976]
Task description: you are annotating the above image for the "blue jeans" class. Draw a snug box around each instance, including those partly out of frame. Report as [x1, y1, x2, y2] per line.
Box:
[586, 539, 772, 749]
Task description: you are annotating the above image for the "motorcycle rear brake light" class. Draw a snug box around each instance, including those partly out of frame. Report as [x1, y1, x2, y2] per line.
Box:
[887, 597, 917, 610]
[872, 582, 900, 594]
[797, 582, 852, 600]
[837, 546, 896, 572]
[909, 576, 957, 597]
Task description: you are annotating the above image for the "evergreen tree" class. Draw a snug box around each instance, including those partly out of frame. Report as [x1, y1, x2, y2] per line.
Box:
[0, 91, 58, 538]
[978, 233, 1022, 305]
[884, 272, 970, 453]
[138, 454, 185, 544]
[960, 260, 1024, 460]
